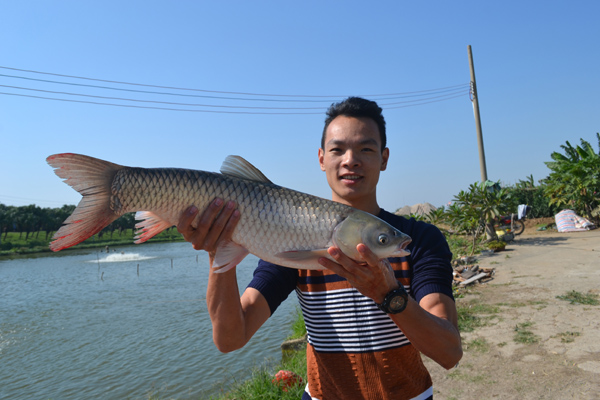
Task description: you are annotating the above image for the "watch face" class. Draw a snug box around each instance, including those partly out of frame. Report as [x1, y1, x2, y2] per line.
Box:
[389, 295, 406, 311]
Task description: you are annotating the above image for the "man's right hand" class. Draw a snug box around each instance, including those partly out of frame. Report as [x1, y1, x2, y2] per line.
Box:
[176, 199, 241, 258]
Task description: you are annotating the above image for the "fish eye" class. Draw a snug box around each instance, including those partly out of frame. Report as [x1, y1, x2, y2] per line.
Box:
[378, 234, 388, 245]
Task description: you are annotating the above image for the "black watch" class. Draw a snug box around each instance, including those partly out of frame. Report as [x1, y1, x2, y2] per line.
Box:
[376, 286, 408, 314]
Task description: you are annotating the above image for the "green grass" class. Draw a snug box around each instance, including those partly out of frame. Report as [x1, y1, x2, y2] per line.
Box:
[445, 233, 487, 259]
[553, 331, 581, 343]
[286, 307, 307, 340]
[0, 228, 184, 256]
[513, 322, 540, 344]
[447, 369, 492, 384]
[556, 290, 599, 305]
[456, 301, 500, 333]
[465, 338, 490, 353]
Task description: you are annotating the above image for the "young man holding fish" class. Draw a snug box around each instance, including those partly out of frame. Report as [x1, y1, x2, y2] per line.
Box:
[178, 97, 462, 399]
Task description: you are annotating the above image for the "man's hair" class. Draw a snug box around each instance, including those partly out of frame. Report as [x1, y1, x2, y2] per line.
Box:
[321, 96, 387, 151]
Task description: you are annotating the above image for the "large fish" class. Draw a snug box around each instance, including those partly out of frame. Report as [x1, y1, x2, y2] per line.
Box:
[47, 153, 411, 272]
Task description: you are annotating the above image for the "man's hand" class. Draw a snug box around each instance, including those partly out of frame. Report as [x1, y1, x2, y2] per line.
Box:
[176, 199, 240, 259]
[318, 243, 400, 304]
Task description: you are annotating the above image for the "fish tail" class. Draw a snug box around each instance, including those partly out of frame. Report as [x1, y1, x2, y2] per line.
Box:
[46, 153, 123, 251]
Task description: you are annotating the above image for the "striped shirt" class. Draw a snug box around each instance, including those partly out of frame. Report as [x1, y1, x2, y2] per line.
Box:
[248, 210, 453, 400]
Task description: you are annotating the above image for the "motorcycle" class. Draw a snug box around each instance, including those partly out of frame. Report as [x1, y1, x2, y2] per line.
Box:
[495, 205, 531, 236]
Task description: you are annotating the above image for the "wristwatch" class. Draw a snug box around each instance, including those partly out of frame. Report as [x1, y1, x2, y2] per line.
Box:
[376, 286, 409, 314]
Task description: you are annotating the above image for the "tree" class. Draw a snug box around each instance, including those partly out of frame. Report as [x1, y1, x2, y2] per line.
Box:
[450, 180, 514, 251]
[542, 133, 600, 222]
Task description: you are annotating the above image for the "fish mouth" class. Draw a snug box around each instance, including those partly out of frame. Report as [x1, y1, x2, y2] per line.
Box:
[394, 236, 412, 257]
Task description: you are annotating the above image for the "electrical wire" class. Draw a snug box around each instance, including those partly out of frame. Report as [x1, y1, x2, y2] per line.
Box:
[0, 65, 469, 99]
[0, 90, 469, 114]
[0, 73, 469, 103]
[0, 83, 468, 110]
[0, 65, 470, 114]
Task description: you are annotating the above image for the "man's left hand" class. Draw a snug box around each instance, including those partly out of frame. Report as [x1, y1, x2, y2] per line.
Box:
[318, 243, 401, 304]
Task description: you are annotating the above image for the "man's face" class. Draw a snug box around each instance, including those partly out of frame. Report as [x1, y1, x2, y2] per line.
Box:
[318, 115, 389, 208]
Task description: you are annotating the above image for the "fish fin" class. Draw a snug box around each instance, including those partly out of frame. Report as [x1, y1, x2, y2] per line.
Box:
[220, 155, 272, 183]
[275, 249, 332, 262]
[213, 241, 250, 273]
[134, 211, 174, 243]
[46, 153, 123, 251]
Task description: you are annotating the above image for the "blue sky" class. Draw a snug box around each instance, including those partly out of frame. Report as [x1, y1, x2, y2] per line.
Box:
[1, 1, 599, 213]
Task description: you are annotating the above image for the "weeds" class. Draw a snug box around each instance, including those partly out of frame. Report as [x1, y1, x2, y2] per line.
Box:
[466, 338, 490, 353]
[553, 331, 581, 343]
[286, 307, 307, 340]
[457, 301, 499, 333]
[514, 322, 540, 344]
[556, 290, 599, 305]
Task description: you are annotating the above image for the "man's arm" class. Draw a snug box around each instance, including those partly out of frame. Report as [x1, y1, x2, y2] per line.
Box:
[177, 200, 271, 353]
[319, 244, 463, 369]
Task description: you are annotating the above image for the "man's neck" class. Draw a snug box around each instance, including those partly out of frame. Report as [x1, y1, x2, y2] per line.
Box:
[333, 195, 381, 216]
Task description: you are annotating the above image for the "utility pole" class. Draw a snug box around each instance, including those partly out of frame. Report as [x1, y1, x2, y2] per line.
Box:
[467, 45, 488, 182]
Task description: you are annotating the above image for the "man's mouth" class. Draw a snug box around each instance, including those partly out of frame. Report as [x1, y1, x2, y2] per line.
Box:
[340, 174, 362, 182]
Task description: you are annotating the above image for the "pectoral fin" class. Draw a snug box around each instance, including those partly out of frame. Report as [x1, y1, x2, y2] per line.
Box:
[134, 211, 173, 243]
[213, 241, 250, 273]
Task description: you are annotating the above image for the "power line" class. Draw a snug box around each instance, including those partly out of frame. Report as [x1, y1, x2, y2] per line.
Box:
[0, 91, 324, 114]
[0, 90, 469, 114]
[0, 65, 470, 114]
[0, 73, 469, 103]
[0, 83, 468, 110]
[0, 65, 469, 99]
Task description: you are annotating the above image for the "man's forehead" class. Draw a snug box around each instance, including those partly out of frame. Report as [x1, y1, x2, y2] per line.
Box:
[325, 137, 380, 147]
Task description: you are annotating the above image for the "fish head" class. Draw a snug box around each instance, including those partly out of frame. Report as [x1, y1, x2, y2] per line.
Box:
[333, 210, 412, 261]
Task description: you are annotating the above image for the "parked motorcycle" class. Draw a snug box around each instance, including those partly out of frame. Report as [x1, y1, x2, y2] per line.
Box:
[495, 205, 531, 236]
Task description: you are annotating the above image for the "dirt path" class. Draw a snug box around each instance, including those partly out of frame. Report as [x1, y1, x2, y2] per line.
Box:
[423, 228, 600, 399]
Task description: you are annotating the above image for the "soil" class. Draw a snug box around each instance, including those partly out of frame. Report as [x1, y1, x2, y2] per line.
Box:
[422, 220, 600, 399]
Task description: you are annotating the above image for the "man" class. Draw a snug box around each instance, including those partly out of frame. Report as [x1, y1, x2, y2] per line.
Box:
[178, 97, 462, 399]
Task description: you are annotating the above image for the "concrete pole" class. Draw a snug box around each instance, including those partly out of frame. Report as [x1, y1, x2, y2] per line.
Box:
[468, 45, 488, 182]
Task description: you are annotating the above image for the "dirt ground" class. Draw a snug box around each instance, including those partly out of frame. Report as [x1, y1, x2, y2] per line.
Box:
[423, 220, 600, 399]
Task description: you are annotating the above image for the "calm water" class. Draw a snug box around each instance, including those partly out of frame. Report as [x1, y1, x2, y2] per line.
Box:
[0, 242, 298, 400]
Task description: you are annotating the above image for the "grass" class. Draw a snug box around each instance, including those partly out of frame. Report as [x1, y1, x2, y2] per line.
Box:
[553, 331, 581, 343]
[513, 322, 540, 344]
[286, 307, 307, 340]
[445, 233, 487, 259]
[556, 290, 599, 305]
[447, 369, 492, 384]
[0, 228, 184, 256]
[456, 301, 500, 333]
[465, 338, 490, 353]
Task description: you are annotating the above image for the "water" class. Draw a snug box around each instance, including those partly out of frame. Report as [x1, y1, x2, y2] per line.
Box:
[0, 242, 299, 399]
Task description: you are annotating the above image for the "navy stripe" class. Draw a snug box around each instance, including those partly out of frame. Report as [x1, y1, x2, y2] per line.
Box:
[298, 273, 347, 285]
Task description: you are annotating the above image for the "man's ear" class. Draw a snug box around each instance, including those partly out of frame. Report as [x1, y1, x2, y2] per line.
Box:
[318, 147, 326, 171]
[381, 147, 390, 171]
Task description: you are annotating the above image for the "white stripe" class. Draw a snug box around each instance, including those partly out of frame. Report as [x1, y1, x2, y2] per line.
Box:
[411, 385, 433, 400]
[298, 287, 410, 352]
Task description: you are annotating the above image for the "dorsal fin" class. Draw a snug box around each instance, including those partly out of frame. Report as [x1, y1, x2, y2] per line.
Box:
[220, 155, 272, 183]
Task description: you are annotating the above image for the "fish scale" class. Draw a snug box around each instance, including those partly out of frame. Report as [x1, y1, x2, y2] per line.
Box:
[46, 153, 411, 271]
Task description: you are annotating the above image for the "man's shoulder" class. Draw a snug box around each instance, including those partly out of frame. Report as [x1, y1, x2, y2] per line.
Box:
[379, 209, 450, 258]
[379, 209, 439, 236]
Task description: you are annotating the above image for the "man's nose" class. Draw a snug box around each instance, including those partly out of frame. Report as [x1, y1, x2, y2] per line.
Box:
[342, 150, 360, 167]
